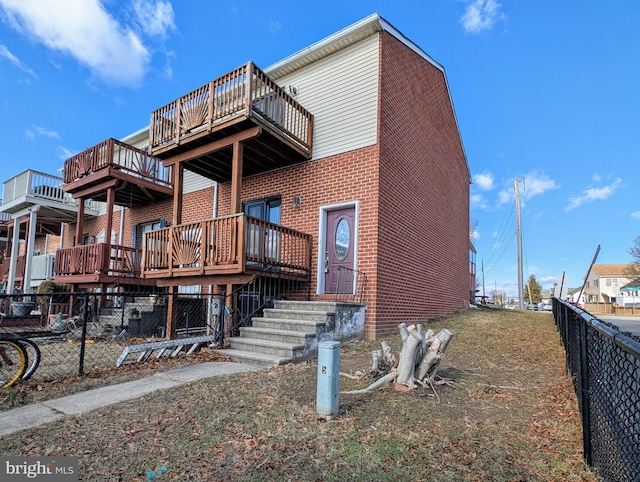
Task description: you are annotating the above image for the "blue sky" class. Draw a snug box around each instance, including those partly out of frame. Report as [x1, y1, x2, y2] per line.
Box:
[1, 0, 638, 298]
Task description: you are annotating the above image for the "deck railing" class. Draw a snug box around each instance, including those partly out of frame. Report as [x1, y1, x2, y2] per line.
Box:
[1, 255, 25, 279]
[0, 209, 10, 228]
[142, 213, 312, 278]
[63, 138, 173, 188]
[1, 170, 98, 212]
[150, 62, 313, 156]
[54, 244, 142, 278]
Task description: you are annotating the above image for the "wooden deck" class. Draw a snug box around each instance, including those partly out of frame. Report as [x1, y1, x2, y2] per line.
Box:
[63, 138, 173, 207]
[141, 213, 312, 283]
[54, 243, 154, 287]
[149, 62, 314, 183]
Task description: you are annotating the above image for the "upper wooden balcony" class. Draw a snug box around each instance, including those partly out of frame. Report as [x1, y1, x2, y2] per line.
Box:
[63, 138, 173, 207]
[141, 213, 312, 283]
[1, 170, 99, 225]
[149, 62, 314, 182]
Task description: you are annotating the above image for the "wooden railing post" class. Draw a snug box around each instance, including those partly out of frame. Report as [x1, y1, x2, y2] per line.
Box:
[245, 62, 253, 113]
[174, 100, 181, 146]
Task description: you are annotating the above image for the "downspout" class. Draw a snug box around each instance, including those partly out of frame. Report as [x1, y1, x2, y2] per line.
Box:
[118, 206, 125, 246]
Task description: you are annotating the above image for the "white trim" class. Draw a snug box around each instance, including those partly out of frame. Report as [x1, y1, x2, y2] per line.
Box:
[316, 201, 359, 295]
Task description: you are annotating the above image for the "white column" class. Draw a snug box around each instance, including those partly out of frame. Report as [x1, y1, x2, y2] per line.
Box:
[7, 216, 21, 294]
[22, 207, 39, 293]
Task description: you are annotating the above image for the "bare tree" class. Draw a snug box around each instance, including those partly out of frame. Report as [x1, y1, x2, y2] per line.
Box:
[629, 235, 640, 277]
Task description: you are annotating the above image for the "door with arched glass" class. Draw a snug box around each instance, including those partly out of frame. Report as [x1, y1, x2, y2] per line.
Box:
[324, 207, 355, 294]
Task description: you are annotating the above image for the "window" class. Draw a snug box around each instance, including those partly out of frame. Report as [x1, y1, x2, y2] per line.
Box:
[134, 220, 165, 248]
[243, 197, 281, 224]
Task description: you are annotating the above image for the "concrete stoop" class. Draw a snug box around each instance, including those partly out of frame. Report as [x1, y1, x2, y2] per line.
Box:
[213, 300, 366, 367]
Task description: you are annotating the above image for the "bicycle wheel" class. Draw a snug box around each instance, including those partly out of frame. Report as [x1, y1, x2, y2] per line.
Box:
[18, 338, 41, 380]
[0, 339, 27, 388]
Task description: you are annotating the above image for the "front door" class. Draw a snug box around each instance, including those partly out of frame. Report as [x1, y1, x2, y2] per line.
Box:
[324, 207, 355, 294]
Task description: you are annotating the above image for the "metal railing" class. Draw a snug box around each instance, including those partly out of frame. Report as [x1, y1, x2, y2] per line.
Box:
[554, 298, 640, 481]
[150, 62, 313, 156]
[334, 266, 367, 303]
[63, 138, 173, 188]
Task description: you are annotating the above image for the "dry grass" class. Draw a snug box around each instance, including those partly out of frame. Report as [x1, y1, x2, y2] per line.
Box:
[0, 307, 597, 481]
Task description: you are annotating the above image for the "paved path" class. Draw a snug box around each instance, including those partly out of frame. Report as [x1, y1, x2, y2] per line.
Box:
[0, 361, 259, 437]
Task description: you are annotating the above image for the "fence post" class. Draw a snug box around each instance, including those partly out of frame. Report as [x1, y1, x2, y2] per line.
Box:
[578, 316, 592, 466]
[78, 293, 89, 376]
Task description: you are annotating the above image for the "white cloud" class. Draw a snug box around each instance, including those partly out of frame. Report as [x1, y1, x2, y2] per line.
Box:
[565, 177, 622, 212]
[56, 145, 75, 161]
[270, 20, 282, 34]
[131, 0, 175, 38]
[471, 193, 489, 210]
[592, 173, 601, 183]
[522, 171, 559, 200]
[26, 125, 59, 139]
[497, 188, 512, 205]
[0, 0, 177, 86]
[460, 0, 506, 34]
[631, 211, 640, 221]
[0, 43, 37, 78]
[473, 171, 494, 191]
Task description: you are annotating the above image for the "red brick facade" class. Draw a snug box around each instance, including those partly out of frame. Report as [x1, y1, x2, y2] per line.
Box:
[59, 30, 469, 339]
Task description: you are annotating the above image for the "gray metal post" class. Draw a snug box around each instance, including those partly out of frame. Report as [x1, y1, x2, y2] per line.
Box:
[316, 341, 340, 420]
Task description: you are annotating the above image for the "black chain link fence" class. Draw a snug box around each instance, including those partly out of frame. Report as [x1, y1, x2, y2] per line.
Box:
[554, 298, 640, 481]
[0, 291, 224, 384]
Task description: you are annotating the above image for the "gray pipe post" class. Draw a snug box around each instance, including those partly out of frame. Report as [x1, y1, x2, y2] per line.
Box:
[316, 341, 341, 420]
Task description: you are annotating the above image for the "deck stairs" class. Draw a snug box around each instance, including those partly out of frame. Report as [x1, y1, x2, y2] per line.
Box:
[213, 300, 339, 367]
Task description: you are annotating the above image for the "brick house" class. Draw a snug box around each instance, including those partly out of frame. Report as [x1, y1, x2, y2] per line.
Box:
[17, 13, 470, 341]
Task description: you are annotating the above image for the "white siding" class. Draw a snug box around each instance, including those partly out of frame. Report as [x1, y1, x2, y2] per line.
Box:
[183, 169, 215, 194]
[271, 34, 379, 160]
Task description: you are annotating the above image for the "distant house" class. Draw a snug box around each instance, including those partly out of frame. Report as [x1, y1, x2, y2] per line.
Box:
[619, 279, 640, 307]
[583, 264, 634, 304]
[3, 14, 472, 341]
[566, 287, 586, 305]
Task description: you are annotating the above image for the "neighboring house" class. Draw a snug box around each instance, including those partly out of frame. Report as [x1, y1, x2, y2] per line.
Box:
[0, 170, 99, 293]
[583, 264, 634, 304]
[566, 287, 586, 305]
[619, 279, 640, 307]
[29, 14, 470, 339]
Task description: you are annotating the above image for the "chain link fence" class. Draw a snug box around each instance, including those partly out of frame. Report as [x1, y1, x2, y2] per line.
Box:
[554, 298, 640, 481]
[0, 291, 224, 385]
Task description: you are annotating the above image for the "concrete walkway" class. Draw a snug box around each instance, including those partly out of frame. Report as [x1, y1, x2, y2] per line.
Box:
[0, 361, 259, 437]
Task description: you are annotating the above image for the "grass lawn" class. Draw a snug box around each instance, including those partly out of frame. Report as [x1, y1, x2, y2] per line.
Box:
[0, 307, 598, 481]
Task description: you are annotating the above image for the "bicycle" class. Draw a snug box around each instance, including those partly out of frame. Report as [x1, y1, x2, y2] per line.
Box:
[0, 334, 42, 387]
[0, 338, 27, 388]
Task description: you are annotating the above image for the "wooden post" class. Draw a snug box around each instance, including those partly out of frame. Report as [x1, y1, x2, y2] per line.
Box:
[173, 163, 183, 225]
[105, 187, 115, 251]
[75, 197, 85, 246]
[165, 285, 178, 339]
[230, 141, 243, 214]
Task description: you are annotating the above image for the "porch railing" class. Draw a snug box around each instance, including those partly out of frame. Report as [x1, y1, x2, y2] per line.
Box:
[1, 170, 98, 211]
[142, 213, 312, 278]
[150, 62, 313, 156]
[2, 255, 25, 279]
[63, 138, 173, 188]
[54, 244, 142, 278]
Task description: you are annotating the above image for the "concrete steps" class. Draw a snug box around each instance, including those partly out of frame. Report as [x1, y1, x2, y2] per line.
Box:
[214, 300, 338, 367]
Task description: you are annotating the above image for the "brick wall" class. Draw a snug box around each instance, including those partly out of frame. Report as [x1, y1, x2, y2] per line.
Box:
[374, 32, 470, 337]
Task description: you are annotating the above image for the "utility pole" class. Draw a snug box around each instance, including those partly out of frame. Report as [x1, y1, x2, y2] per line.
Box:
[482, 259, 486, 303]
[515, 179, 524, 309]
